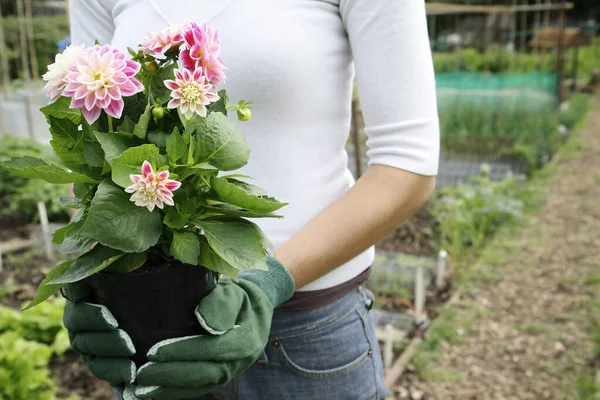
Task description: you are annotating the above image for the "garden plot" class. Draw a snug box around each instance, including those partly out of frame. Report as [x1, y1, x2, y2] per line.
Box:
[368, 249, 452, 376]
[347, 145, 528, 189]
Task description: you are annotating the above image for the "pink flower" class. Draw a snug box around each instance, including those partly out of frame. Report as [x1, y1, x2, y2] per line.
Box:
[62, 45, 144, 124]
[42, 44, 86, 102]
[180, 22, 226, 86]
[164, 68, 219, 119]
[140, 23, 185, 56]
[125, 161, 181, 212]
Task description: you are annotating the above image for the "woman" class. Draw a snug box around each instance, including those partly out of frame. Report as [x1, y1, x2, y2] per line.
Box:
[63, 0, 439, 399]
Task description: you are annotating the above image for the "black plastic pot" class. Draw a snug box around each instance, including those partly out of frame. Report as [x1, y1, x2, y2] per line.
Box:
[87, 264, 216, 367]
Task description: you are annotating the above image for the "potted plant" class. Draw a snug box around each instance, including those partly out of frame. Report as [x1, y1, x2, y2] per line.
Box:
[0, 22, 286, 366]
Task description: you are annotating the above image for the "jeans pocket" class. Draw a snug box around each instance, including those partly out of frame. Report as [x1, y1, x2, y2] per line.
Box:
[274, 305, 372, 380]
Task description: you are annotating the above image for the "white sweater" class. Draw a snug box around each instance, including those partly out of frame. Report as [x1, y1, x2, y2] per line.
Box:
[68, 0, 440, 291]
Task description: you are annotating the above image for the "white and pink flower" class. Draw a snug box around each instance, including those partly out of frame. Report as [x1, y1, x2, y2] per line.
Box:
[42, 44, 85, 102]
[164, 68, 219, 119]
[140, 23, 185, 56]
[180, 22, 226, 86]
[125, 161, 181, 212]
[62, 45, 144, 124]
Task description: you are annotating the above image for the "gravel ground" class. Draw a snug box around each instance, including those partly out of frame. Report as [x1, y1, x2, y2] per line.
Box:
[393, 92, 600, 399]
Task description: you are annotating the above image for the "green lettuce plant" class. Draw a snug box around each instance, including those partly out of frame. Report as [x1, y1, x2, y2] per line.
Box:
[0, 332, 56, 400]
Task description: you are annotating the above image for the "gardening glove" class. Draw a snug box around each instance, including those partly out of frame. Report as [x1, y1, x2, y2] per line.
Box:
[133, 256, 295, 400]
[61, 281, 138, 394]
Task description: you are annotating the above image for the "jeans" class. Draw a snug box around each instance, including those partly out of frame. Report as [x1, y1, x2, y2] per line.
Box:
[116, 286, 389, 399]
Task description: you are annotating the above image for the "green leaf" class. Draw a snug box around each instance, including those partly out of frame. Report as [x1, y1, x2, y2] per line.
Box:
[51, 225, 71, 244]
[210, 177, 287, 213]
[207, 89, 228, 116]
[180, 197, 204, 215]
[78, 180, 163, 252]
[94, 131, 139, 165]
[164, 209, 190, 229]
[195, 220, 268, 271]
[166, 127, 187, 164]
[170, 232, 200, 265]
[147, 130, 169, 149]
[150, 62, 177, 106]
[73, 183, 95, 206]
[0, 156, 98, 184]
[202, 204, 283, 219]
[60, 235, 96, 255]
[198, 236, 239, 279]
[226, 178, 266, 195]
[191, 112, 251, 171]
[119, 116, 136, 133]
[104, 252, 147, 274]
[48, 116, 86, 171]
[133, 104, 152, 139]
[83, 141, 105, 168]
[122, 93, 148, 123]
[22, 261, 73, 311]
[40, 97, 82, 125]
[111, 144, 159, 188]
[47, 245, 124, 284]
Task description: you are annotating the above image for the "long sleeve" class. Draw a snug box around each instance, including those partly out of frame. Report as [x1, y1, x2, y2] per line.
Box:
[340, 0, 440, 176]
[68, 0, 115, 46]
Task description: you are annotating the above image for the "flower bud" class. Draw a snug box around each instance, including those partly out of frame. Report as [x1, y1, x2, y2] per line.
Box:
[237, 107, 252, 122]
[152, 106, 165, 119]
[144, 60, 159, 73]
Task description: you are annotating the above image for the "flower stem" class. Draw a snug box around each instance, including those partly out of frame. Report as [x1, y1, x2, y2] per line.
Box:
[200, 176, 210, 188]
[107, 115, 114, 132]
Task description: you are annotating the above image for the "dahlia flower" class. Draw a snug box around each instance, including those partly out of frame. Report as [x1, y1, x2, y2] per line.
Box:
[62, 45, 144, 124]
[125, 161, 181, 212]
[181, 22, 226, 86]
[140, 23, 185, 56]
[42, 44, 85, 102]
[164, 68, 219, 119]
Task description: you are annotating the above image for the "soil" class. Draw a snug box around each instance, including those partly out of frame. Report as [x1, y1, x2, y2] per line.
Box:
[0, 249, 116, 399]
[0, 214, 34, 242]
[0, 248, 47, 309]
[393, 93, 600, 399]
[50, 352, 114, 400]
[377, 204, 438, 256]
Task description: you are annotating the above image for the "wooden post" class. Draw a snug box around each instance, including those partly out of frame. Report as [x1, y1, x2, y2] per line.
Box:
[556, 0, 567, 102]
[0, 1, 12, 99]
[570, 46, 579, 91]
[24, 0, 38, 79]
[383, 324, 395, 370]
[16, 0, 35, 139]
[414, 264, 425, 322]
[541, 0, 551, 70]
[507, 0, 518, 72]
[534, 0, 542, 58]
[520, 0, 528, 56]
[436, 250, 448, 289]
[16, 0, 31, 84]
[428, 15, 437, 51]
[37, 202, 53, 260]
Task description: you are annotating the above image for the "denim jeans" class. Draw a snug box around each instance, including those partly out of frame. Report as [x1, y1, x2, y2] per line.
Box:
[116, 286, 389, 399]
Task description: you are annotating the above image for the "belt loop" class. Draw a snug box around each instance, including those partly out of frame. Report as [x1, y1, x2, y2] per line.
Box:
[363, 287, 375, 311]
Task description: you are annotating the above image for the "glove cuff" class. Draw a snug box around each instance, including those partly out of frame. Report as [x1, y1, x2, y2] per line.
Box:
[61, 280, 92, 303]
[239, 256, 295, 307]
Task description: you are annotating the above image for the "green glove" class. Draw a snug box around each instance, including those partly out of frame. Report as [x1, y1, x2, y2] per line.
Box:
[133, 256, 295, 400]
[61, 281, 138, 390]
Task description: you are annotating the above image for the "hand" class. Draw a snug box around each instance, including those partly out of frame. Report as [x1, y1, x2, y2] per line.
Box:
[133, 256, 295, 400]
[61, 281, 138, 394]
